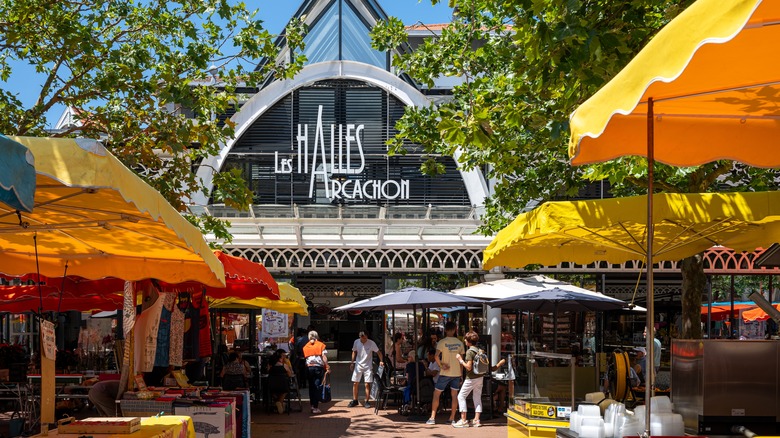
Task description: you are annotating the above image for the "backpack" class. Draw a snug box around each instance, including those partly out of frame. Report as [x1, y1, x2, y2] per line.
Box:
[470, 347, 489, 375]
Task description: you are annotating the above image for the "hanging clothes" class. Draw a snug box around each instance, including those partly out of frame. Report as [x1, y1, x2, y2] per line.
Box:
[183, 295, 199, 361]
[134, 294, 164, 373]
[197, 295, 212, 358]
[169, 302, 185, 367]
[153, 293, 174, 367]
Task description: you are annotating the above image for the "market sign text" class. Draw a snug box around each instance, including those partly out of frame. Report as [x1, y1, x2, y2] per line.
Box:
[274, 105, 410, 201]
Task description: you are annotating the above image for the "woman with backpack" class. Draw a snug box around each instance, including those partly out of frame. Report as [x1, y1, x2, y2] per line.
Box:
[453, 331, 505, 428]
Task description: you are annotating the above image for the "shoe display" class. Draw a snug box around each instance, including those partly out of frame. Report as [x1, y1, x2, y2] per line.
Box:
[452, 419, 469, 428]
[347, 400, 359, 407]
[425, 419, 436, 425]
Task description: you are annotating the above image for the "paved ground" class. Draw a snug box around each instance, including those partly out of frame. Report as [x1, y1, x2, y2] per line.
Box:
[250, 398, 508, 437]
[250, 362, 509, 437]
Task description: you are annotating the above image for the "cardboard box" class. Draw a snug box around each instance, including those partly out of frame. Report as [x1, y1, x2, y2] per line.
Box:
[175, 403, 234, 438]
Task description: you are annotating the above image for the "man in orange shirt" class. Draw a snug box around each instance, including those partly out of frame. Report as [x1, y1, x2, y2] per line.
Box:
[302, 330, 330, 414]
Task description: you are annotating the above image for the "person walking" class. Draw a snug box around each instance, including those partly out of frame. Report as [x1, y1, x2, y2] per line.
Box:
[348, 331, 384, 408]
[426, 321, 464, 426]
[294, 328, 310, 388]
[303, 330, 330, 414]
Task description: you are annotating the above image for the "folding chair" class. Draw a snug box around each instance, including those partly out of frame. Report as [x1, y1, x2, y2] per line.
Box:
[285, 375, 303, 414]
[374, 367, 403, 414]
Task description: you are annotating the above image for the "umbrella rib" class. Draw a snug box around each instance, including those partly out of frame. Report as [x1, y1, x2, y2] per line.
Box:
[569, 224, 646, 256]
[639, 79, 780, 106]
[0, 189, 91, 221]
[0, 218, 145, 233]
[654, 218, 756, 256]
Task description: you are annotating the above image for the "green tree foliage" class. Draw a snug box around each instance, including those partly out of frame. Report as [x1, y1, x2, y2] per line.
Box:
[0, 0, 306, 244]
[373, 0, 780, 338]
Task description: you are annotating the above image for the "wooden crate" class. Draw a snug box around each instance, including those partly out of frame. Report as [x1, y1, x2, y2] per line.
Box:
[57, 417, 141, 434]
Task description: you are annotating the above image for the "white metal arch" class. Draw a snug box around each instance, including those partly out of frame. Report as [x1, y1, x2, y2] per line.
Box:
[193, 60, 489, 208]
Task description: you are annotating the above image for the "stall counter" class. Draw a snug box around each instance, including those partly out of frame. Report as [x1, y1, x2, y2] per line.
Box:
[507, 398, 571, 438]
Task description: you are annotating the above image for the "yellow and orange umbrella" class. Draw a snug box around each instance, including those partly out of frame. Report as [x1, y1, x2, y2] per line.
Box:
[569, 0, 779, 167]
[0, 137, 224, 287]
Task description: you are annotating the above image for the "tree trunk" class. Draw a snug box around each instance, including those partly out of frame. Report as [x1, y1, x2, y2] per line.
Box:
[680, 254, 706, 339]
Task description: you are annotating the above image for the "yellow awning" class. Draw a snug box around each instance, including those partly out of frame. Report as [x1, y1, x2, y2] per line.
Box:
[0, 137, 225, 287]
[569, 0, 780, 167]
[210, 282, 308, 315]
[483, 192, 780, 269]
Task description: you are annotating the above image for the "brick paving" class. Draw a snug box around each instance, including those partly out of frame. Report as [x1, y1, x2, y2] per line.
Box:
[250, 399, 508, 437]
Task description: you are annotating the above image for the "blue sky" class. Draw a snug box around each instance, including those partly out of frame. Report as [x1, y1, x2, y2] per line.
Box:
[5, 0, 452, 128]
[258, 1, 454, 34]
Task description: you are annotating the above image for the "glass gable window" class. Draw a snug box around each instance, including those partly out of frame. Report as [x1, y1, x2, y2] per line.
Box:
[301, 0, 387, 70]
[341, 2, 386, 69]
[302, 1, 340, 65]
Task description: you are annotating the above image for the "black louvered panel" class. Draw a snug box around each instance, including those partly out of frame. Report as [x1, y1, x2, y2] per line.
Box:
[232, 95, 293, 154]
[388, 94, 424, 154]
[388, 156, 470, 205]
[345, 87, 386, 155]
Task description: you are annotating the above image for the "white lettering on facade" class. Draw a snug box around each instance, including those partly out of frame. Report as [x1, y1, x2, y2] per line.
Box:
[275, 105, 410, 201]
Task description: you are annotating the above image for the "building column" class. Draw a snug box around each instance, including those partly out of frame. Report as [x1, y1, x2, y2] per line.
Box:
[484, 269, 505, 363]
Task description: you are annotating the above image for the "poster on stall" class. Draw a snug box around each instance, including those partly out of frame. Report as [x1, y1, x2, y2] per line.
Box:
[41, 319, 56, 360]
[261, 309, 287, 339]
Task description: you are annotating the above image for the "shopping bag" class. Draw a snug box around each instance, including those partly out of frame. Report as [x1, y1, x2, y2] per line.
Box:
[321, 383, 332, 403]
[320, 373, 332, 403]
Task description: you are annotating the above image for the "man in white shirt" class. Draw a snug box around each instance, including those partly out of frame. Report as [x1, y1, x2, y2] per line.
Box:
[425, 347, 440, 384]
[348, 331, 384, 408]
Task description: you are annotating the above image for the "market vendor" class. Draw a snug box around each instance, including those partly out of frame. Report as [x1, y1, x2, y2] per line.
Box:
[88, 379, 121, 417]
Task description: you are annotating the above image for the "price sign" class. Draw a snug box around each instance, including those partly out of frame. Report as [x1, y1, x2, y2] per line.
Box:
[41, 319, 56, 360]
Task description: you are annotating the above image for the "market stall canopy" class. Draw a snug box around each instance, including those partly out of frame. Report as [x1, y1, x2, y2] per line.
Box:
[0, 135, 35, 212]
[209, 282, 306, 315]
[0, 251, 277, 301]
[569, 0, 780, 167]
[487, 287, 627, 313]
[701, 303, 755, 321]
[454, 275, 601, 300]
[0, 290, 122, 313]
[159, 251, 279, 300]
[742, 303, 780, 322]
[483, 192, 780, 269]
[334, 287, 483, 312]
[0, 136, 224, 287]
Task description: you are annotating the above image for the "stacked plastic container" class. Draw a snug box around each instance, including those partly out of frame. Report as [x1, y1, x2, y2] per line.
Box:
[570, 395, 684, 438]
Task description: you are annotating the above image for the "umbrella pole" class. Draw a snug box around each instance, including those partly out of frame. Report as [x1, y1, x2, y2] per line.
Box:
[553, 303, 558, 353]
[645, 97, 656, 437]
[414, 304, 420, 410]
